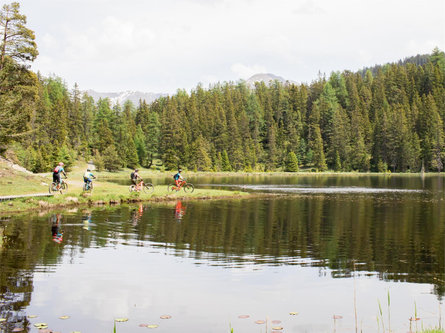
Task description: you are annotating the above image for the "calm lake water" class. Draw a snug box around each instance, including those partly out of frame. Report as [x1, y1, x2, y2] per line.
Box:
[0, 174, 444, 333]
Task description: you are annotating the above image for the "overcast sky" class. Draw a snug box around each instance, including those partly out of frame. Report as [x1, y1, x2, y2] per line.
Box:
[13, 0, 445, 94]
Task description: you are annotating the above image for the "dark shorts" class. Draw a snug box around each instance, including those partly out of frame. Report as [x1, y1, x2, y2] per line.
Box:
[131, 178, 138, 185]
[53, 173, 61, 184]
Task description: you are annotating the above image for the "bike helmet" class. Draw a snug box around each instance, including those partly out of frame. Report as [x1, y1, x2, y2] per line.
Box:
[178, 168, 182, 172]
[87, 169, 91, 172]
[135, 169, 139, 172]
[59, 162, 64, 166]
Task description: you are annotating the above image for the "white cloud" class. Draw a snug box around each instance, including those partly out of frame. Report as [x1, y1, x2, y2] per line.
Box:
[19, 0, 445, 93]
[293, 0, 326, 15]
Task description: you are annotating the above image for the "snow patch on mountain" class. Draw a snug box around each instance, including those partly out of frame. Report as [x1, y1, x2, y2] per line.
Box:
[86, 90, 167, 106]
[245, 73, 296, 88]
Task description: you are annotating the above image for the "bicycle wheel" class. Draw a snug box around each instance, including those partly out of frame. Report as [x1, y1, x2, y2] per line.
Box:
[83, 182, 93, 193]
[143, 183, 154, 193]
[184, 183, 194, 193]
[49, 182, 58, 194]
[129, 185, 136, 192]
[167, 184, 177, 192]
[61, 182, 68, 191]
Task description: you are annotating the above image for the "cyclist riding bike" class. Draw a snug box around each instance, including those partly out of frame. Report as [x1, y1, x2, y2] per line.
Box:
[131, 169, 142, 186]
[53, 162, 67, 190]
[83, 168, 96, 188]
[173, 168, 184, 188]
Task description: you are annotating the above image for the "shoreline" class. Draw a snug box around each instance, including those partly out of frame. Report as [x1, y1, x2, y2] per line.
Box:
[1, 158, 444, 215]
[0, 190, 283, 216]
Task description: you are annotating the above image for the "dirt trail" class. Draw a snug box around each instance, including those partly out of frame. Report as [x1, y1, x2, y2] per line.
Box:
[0, 156, 33, 174]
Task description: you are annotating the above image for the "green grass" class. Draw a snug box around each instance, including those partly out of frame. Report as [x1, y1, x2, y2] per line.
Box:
[0, 160, 249, 214]
[0, 164, 48, 196]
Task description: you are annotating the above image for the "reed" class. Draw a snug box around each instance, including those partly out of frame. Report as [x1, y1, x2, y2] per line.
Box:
[388, 290, 391, 333]
[353, 260, 358, 333]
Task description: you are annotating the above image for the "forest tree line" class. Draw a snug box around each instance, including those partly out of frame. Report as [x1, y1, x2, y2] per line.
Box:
[1, 2, 444, 173]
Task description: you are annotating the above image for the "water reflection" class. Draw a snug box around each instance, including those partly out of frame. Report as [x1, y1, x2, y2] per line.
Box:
[50, 213, 63, 243]
[0, 175, 444, 331]
[174, 200, 186, 222]
[131, 204, 144, 227]
[82, 211, 92, 230]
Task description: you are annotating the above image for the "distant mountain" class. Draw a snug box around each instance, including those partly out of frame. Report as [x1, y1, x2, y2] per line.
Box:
[245, 73, 296, 88]
[85, 90, 167, 106]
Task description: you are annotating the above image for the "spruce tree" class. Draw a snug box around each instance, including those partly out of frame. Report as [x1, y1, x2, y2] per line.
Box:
[285, 151, 299, 172]
[103, 145, 121, 172]
[221, 150, 232, 171]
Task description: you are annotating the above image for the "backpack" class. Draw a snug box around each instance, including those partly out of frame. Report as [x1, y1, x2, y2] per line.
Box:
[130, 172, 135, 179]
[173, 173, 180, 180]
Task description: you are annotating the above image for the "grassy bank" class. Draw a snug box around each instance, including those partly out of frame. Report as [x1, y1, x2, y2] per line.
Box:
[0, 161, 249, 214]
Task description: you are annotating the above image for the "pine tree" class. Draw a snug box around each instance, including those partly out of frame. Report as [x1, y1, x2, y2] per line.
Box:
[221, 150, 232, 171]
[0, 2, 38, 70]
[285, 151, 299, 172]
[191, 135, 212, 171]
[126, 137, 139, 169]
[103, 145, 121, 172]
[134, 125, 148, 166]
[0, 57, 37, 147]
[311, 126, 327, 171]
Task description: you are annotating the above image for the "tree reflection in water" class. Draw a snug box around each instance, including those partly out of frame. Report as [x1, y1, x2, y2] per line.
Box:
[0, 192, 443, 329]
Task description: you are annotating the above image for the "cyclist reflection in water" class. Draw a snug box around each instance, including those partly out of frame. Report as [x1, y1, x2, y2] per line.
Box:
[175, 200, 186, 222]
[83, 210, 92, 230]
[132, 204, 144, 226]
[51, 213, 63, 243]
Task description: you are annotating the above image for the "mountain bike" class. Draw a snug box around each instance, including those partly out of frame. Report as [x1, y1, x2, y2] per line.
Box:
[167, 179, 194, 193]
[49, 178, 68, 194]
[129, 179, 154, 193]
[83, 180, 94, 193]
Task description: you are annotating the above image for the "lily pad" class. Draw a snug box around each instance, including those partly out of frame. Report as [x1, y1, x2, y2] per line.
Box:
[333, 315, 343, 320]
[272, 320, 282, 324]
[0, 318, 6, 322]
[160, 315, 171, 319]
[27, 315, 38, 318]
[272, 327, 283, 330]
[255, 320, 266, 324]
[289, 312, 298, 315]
[34, 323, 48, 329]
[39, 329, 52, 333]
[147, 324, 159, 328]
[238, 315, 250, 319]
[115, 318, 128, 322]
[59, 315, 70, 320]
[139, 323, 148, 327]
[12, 328, 24, 332]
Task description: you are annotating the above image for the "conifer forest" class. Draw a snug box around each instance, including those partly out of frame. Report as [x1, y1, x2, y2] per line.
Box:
[1, 2, 444, 174]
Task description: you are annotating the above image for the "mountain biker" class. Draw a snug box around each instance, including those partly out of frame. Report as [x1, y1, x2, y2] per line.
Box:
[53, 162, 67, 190]
[83, 168, 96, 188]
[131, 169, 142, 186]
[173, 168, 184, 188]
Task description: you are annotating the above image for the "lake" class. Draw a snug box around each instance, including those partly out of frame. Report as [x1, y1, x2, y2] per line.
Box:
[0, 174, 444, 332]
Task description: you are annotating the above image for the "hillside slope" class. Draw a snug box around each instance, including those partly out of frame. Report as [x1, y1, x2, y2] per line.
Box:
[0, 158, 49, 196]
